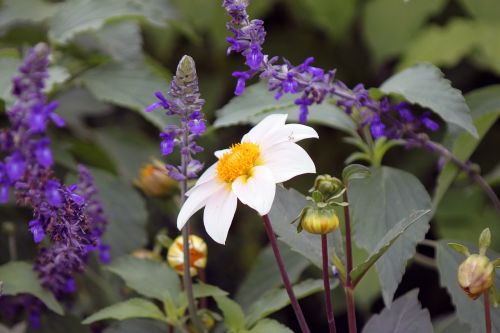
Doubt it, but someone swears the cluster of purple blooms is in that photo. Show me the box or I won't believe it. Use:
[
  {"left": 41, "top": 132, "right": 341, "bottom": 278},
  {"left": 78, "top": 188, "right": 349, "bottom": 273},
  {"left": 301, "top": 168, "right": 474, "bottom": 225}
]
[
  {"left": 222, "top": 0, "right": 439, "bottom": 138},
  {"left": 0, "top": 43, "right": 108, "bottom": 325},
  {"left": 146, "top": 55, "right": 206, "bottom": 181}
]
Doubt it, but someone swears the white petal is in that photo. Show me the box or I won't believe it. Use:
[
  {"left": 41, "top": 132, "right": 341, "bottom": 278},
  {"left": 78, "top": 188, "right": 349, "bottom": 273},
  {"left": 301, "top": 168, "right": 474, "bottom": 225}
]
[
  {"left": 261, "top": 142, "right": 316, "bottom": 183},
  {"left": 203, "top": 188, "right": 237, "bottom": 244},
  {"left": 192, "top": 163, "right": 217, "bottom": 188},
  {"left": 232, "top": 166, "right": 276, "bottom": 215},
  {"left": 242, "top": 114, "right": 288, "bottom": 144},
  {"left": 177, "top": 180, "right": 224, "bottom": 230},
  {"left": 214, "top": 149, "right": 230, "bottom": 159},
  {"left": 261, "top": 124, "right": 318, "bottom": 149}
]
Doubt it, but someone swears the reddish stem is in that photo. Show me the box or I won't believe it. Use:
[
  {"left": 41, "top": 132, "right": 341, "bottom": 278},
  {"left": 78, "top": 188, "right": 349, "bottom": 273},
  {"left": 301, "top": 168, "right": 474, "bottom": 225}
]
[
  {"left": 484, "top": 292, "right": 492, "bottom": 333},
  {"left": 343, "top": 191, "right": 357, "bottom": 333},
  {"left": 262, "top": 214, "right": 311, "bottom": 333},
  {"left": 321, "top": 234, "right": 337, "bottom": 333}
]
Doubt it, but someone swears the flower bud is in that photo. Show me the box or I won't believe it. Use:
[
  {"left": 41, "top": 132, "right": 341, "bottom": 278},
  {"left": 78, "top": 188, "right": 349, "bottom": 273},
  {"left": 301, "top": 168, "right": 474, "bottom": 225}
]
[
  {"left": 300, "top": 206, "right": 339, "bottom": 235},
  {"left": 167, "top": 235, "right": 207, "bottom": 276},
  {"left": 312, "top": 174, "right": 343, "bottom": 200},
  {"left": 134, "top": 159, "right": 176, "bottom": 197},
  {"left": 457, "top": 254, "right": 494, "bottom": 299},
  {"left": 188, "top": 312, "right": 215, "bottom": 333}
]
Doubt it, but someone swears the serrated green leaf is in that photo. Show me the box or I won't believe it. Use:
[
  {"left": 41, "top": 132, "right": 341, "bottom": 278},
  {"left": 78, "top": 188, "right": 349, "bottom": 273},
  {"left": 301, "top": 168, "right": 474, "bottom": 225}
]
[
  {"left": 235, "top": 243, "right": 309, "bottom": 310},
  {"left": 351, "top": 209, "right": 430, "bottom": 286},
  {"left": 245, "top": 279, "right": 328, "bottom": 326},
  {"left": 79, "top": 61, "right": 173, "bottom": 129},
  {"left": 214, "top": 82, "right": 355, "bottom": 133},
  {"left": 380, "top": 63, "right": 477, "bottom": 137},
  {"left": 433, "top": 85, "right": 500, "bottom": 207},
  {"left": 214, "top": 296, "right": 246, "bottom": 332},
  {"left": 107, "top": 256, "right": 180, "bottom": 302},
  {"left": 82, "top": 298, "right": 166, "bottom": 324},
  {"left": 0, "top": 261, "right": 63, "bottom": 315},
  {"left": 362, "top": 0, "right": 447, "bottom": 64},
  {"left": 49, "top": 0, "right": 174, "bottom": 44},
  {"left": 361, "top": 289, "right": 433, "bottom": 333},
  {"left": 249, "top": 319, "right": 293, "bottom": 333},
  {"left": 436, "top": 240, "right": 500, "bottom": 332},
  {"left": 349, "top": 167, "right": 431, "bottom": 306}
]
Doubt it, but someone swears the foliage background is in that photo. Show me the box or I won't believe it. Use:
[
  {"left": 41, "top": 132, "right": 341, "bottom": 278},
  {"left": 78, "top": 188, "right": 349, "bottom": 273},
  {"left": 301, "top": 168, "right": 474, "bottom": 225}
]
[{"left": 0, "top": 0, "right": 499, "bottom": 332}]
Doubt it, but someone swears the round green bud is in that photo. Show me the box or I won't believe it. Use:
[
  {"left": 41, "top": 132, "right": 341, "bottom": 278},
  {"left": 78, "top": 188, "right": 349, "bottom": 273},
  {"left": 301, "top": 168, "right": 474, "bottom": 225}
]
[
  {"left": 457, "top": 254, "right": 494, "bottom": 300},
  {"left": 312, "top": 175, "right": 343, "bottom": 200},
  {"left": 300, "top": 206, "right": 339, "bottom": 235}
]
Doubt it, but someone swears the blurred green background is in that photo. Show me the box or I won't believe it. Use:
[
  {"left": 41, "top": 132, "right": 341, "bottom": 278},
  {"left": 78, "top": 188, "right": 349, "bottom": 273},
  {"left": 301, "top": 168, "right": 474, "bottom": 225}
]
[{"left": 1, "top": 0, "right": 499, "bottom": 332}]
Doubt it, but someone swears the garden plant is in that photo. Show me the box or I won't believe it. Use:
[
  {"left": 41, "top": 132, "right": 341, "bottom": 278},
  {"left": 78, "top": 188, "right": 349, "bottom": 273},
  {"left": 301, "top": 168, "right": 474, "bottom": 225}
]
[{"left": 1, "top": 0, "right": 500, "bottom": 332}]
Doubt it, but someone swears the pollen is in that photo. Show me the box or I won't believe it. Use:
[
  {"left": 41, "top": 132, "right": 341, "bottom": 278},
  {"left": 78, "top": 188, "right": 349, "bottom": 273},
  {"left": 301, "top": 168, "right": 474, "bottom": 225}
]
[{"left": 216, "top": 142, "right": 261, "bottom": 183}]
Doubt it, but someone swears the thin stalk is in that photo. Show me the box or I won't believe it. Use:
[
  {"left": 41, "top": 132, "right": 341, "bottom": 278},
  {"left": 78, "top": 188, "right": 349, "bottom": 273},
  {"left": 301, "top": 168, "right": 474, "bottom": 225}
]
[
  {"left": 180, "top": 131, "right": 205, "bottom": 333},
  {"left": 413, "top": 253, "right": 437, "bottom": 269},
  {"left": 343, "top": 191, "right": 357, "bottom": 333},
  {"left": 321, "top": 234, "right": 337, "bottom": 333},
  {"left": 8, "top": 233, "right": 17, "bottom": 261},
  {"left": 262, "top": 215, "right": 311, "bottom": 333},
  {"left": 484, "top": 292, "right": 492, "bottom": 333}
]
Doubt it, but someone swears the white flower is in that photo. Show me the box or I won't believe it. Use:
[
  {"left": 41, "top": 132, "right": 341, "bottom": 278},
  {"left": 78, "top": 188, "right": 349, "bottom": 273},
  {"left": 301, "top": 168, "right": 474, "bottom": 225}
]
[{"left": 177, "top": 114, "right": 318, "bottom": 244}]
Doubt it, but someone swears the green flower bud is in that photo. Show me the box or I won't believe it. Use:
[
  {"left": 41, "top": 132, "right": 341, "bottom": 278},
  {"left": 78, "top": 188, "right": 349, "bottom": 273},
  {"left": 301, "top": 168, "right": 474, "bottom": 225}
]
[
  {"left": 458, "top": 254, "right": 494, "bottom": 300},
  {"left": 312, "top": 175, "right": 343, "bottom": 199},
  {"left": 300, "top": 206, "right": 339, "bottom": 235}
]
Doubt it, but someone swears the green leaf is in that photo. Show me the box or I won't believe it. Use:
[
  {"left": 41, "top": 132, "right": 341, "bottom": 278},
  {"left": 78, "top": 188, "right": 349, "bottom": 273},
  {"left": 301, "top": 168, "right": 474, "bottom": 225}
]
[
  {"left": 351, "top": 209, "right": 430, "bottom": 286},
  {"left": 79, "top": 61, "right": 172, "bottom": 129},
  {"left": 269, "top": 186, "right": 344, "bottom": 269},
  {"left": 293, "top": 0, "right": 356, "bottom": 40},
  {"left": 433, "top": 314, "right": 471, "bottom": 333},
  {"left": 458, "top": 0, "right": 500, "bottom": 22},
  {"left": 380, "top": 63, "right": 477, "bottom": 137},
  {"left": 107, "top": 256, "right": 180, "bottom": 302},
  {"left": 245, "top": 279, "right": 327, "bottom": 326},
  {"left": 362, "top": 0, "right": 447, "bottom": 64},
  {"left": 342, "top": 164, "right": 371, "bottom": 185},
  {"left": 447, "top": 243, "right": 471, "bottom": 257},
  {"left": 82, "top": 298, "right": 166, "bottom": 324},
  {"left": 361, "top": 289, "right": 433, "bottom": 333},
  {"left": 92, "top": 21, "right": 144, "bottom": 63},
  {"left": 0, "top": 261, "right": 63, "bottom": 315},
  {"left": 0, "top": 322, "right": 26, "bottom": 333},
  {"left": 103, "top": 319, "right": 167, "bottom": 333},
  {"left": 433, "top": 85, "right": 500, "bottom": 207},
  {"left": 89, "top": 169, "right": 148, "bottom": 257},
  {"left": 192, "top": 283, "right": 228, "bottom": 299},
  {"left": 48, "top": 0, "right": 174, "bottom": 44},
  {"left": 349, "top": 167, "right": 432, "bottom": 306},
  {"left": 235, "top": 243, "right": 309, "bottom": 311},
  {"left": 0, "top": 0, "right": 60, "bottom": 30},
  {"left": 399, "top": 19, "right": 478, "bottom": 70},
  {"left": 479, "top": 228, "right": 491, "bottom": 254},
  {"left": 214, "top": 82, "right": 355, "bottom": 133},
  {"left": 213, "top": 296, "right": 246, "bottom": 332},
  {"left": 36, "top": 314, "right": 92, "bottom": 333},
  {"left": 436, "top": 240, "right": 500, "bottom": 333},
  {"left": 249, "top": 319, "right": 293, "bottom": 333}
]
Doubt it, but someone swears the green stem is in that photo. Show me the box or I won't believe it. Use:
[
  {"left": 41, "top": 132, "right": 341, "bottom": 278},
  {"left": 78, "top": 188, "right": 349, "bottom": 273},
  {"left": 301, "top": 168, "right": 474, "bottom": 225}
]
[{"left": 343, "top": 191, "right": 357, "bottom": 333}]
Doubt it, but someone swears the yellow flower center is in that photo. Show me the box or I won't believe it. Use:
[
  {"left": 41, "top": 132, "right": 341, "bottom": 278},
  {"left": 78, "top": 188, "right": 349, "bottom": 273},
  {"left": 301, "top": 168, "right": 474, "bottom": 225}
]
[{"left": 216, "top": 142, "right": 261, "bottom": 183}]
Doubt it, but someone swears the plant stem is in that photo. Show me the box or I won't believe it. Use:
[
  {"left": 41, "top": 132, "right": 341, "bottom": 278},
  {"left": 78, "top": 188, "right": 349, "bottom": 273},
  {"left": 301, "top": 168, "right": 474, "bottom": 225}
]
[
  {"left": 413, "top": 253, "right": 437, "bottom": 269},
  {"left": 8, "top": 233, "right": 17, "bottom": 261},
  {"left": 180, "top": 131, "right": 205, "bottom": 333},
  {"left": 262, "top": 214, "right": 311, "bottom": 333},
  {"left": 321, "top": 234, "right": 337, "bottom": 333},
  {"left": 484, "top": 291, "right": 492, "bottom": 333},
  {"left": 342, "top": 191, "right": 357, "bottom": 333}
]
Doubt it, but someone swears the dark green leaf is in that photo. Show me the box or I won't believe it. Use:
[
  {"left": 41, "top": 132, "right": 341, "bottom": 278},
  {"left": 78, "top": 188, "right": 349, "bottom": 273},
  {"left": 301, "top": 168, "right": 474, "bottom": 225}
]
[
  {"left": 433, "top": 314, "right": 471, "bottom": 333},
  {"left": 107, "top": 256, "right": 180, "bottom": 302},
  {"left": 213, "top": 296, "right": 246, "bottom": 332},
  {"left": 249, "top": 319, "right": 293, "bottom": 333},
  {"left": 235, "top": 243, "right": 309, "bottom": 311},
  {"left": 458, "top": 0, "right": 500, "bottom": 22},
  {"left": 380, "top": 63, "right": 477, "bottom": 137},
  {"left": 0, "top": 322, "right": 26, "bottom": 333},
  {"left": 342, "top": 164, "right": 371, "bottom": 184},
  {"left": 82, "top": 298, "right": 166, "bottom": 324},
  {"left": 192, "top": 283, "right": 228, "bottom": 299},
  {"left": 245, "top": 279, "right": 327, "bottom": 326},
  {"left": 0, "top": 261, "right": 63, "bottom": 315},
  {"left": 361, "top": 289, "right": 433, "bottom": 333},
  {"left": 349, "top": 167, "right": 431, "bottom": 305},
  {"left": 103, "top": 319, "right": 167, "bottom": 333},
  {"left": 0, "top": 55, "right": 21, "bottom": 102},
  {"left": 351, "top": 209, "right": 430, "bottom": 286},
  {"left": 0, "top": 0, "right": 60, "bottom": 30}
]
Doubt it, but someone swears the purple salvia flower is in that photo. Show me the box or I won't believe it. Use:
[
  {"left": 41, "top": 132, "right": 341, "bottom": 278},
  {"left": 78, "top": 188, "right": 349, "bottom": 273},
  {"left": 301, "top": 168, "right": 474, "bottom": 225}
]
[
  {"left": 29, "top": 219, "right": 45, "bottom": 243},
  {"left": 222, "top": 1, "right": 440, "bottom": 136},
  {"left": 145, "top": 55, "right": 206, "bottom": 181}
]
